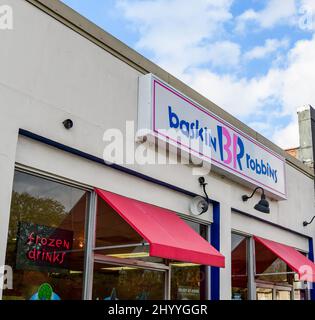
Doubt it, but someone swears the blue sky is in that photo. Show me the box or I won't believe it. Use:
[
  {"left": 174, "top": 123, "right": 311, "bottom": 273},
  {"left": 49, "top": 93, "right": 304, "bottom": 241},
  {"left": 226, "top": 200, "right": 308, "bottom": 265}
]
[{"left": 61, "top": 0, "right": 315, "bottom": 149}]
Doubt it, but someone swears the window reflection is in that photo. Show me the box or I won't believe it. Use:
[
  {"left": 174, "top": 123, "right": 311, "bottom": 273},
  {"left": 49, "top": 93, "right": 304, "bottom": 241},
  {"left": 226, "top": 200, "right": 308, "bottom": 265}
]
[
  {"left": 256, "top": 288, "right": 273, "bottom": 300},
  {"left": 95, "top": 195, "right": 164, "bottom": 264},
  {"left": 170, "top": 221, "right": 208, "bottom": 300},
  {"left": 255, "top": 241, "right": 293, "bottom": 284},
  {"left": 4, "top": 171, "right": 88, "bottom": 300},
  {"left": 95, "top": 196, "right": 143, "bottom": 248},
  {"left": 95, "top": 199, "right": 209, "bottom": 300},
  {"left": 276, "top": 290, "right": 291, "bottom": 300},
  {"left": 92, "top": 263, "right": 165, "bottom": 300},
  {"left": 231, "top": 233, "right": 248, "bottom": 300},
  {"left": 171, "top": 263, "right": 206, "bottom": 300},
  {"left": 254, "top": 240, "right": 307, "bottom": 300}
]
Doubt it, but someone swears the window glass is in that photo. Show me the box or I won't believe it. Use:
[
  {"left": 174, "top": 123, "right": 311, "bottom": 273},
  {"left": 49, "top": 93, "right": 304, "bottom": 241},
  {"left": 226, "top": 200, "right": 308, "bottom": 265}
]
[
  {"left": 294, "top": 289, "right": 307, "bottom": 300},
  {"left": 95, "top": 196, "right": 143, "bottom": 248},
  {"left": 254, "top": 240, "right": 309, "bottom": 300},
  {"left": 255, "top": 241, "right": 294, "bottom": 285},
  {"left": 95, "top": 196, "right": 164, "bottom": 264},
  {"left": 276, "top": 290, "right": 291, "bottom": 300},
  {"left": 3, "top": 171, "right": 88, "bottom": 300},
  {"left": 231, "top": 233, "right": 248, "bottom": 300},
  {"left": 170, "top": 221, "right": 208, "bottom": 300},
  {"left": 92, "top": 263, "right": 165, "bottom": 300},
  {"left": 170, "top": 262, "right": 206, "bottom": 300},
  {"left": 256, "top": 288, "right": 273, "bottom": 300},
  {"left": 94, "top": 246, "right": 163, "bottom": 264},
  {"left": 95, "top": 196, "right": 210, "bottom": 300}
]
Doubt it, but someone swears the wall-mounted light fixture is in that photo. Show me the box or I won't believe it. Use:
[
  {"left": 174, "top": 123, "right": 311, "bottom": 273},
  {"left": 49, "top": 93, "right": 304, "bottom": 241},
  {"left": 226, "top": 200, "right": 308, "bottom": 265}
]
[
  {"left": 189, "top": 177, "right": 209, "bottom": 216},
  {"left": 303, "top": 216, "right": 315, "bottom": 227},
  {"left": 198, "top": 177, "right": 209, "bottom": 203},
  {"left": 242, "top": 187, "right": 270, "bottom": 214}
]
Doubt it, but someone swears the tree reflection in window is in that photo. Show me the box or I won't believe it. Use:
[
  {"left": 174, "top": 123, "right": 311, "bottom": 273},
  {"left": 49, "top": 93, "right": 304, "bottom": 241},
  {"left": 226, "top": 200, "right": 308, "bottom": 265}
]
[{"left": 4, "top": 171, "right": 88, "bottom": 300}]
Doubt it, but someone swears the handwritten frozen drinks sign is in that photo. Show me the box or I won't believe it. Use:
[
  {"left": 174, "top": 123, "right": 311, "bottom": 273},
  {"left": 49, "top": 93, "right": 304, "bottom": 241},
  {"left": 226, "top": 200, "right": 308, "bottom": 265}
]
[
  {"left": 138, "top": 74, "right": 286, "bottom": 199},
  {"left": 16, "top": 222, "right": 73, "bottom": 272}
]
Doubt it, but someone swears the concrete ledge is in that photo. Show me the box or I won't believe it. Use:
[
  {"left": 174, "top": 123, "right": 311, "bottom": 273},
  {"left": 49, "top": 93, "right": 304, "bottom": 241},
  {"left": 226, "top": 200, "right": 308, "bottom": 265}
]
[{"left": 25, "top": 0, "right": 314, "bottom": 178}]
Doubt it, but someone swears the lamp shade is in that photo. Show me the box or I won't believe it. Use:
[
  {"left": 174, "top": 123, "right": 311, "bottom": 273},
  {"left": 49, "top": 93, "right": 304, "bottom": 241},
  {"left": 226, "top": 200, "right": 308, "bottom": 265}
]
[{"left": 254, "top": 197, "right": 270, "bottom": 214}]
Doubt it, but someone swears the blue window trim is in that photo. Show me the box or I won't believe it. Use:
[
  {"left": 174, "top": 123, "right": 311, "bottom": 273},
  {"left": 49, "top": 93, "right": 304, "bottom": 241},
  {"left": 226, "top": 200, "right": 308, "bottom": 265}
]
[{"left": 19, "top": 129, "right": 215, "bottom": 202}]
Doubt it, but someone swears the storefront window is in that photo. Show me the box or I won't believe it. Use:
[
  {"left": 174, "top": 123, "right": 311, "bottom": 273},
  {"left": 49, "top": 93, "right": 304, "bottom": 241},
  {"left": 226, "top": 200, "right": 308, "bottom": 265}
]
[
  {"left": 170, "top": 221, "right": 208, "bottom": 300},
  {"left": 95, "top": 196, "right": 163, "bottom": 264},
  {"left": 231, "top": 233, "right": 248, "bottom": 300},
  {"left": 255, "top": 240, "right": 294, "bottom": 285},
  {"left": 294, "top": 289, "right": 307, "bottom": 300},
  {"left": 256, "top": 288, "right": 273, "bottom": 300},
  {"left": 94, "top": 196, "right": 167, "bottom": 299},
  {"left": 3, "top": 171, "right": 88, "bottom": 300},
  {"left": 170, "top": 263, "right": 206, "bottom": 300},
  {"left": 92, "top": 263, "right": 165, "bottom": 300},
  {"left": 95, "top": 195, "right": 209, "bottom": 300},
  {"left": 276, "top": 290, "right": 291, "bottom": 300},
  {"left": 254, "top": 240, "right": 307, "bottom": 300}
]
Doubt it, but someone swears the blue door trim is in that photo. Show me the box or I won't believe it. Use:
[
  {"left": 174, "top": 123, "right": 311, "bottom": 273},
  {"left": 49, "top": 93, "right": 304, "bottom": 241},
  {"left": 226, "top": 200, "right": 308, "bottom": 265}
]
[
  {"left": 308, "top": 238, "right": 315, "bottom": 300},
  {"left": 211, "top": 201, "right": 220, "bottom": 300}
]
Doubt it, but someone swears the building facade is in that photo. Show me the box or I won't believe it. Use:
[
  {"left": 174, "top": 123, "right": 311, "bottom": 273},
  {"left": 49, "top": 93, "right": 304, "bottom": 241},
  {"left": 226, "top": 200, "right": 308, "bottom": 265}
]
[
  {"left": 286, "top": 105, "right": 315, "bottom": 171},
  {"left": 0, "top": 0, "right": 315, "bottom": 300}
]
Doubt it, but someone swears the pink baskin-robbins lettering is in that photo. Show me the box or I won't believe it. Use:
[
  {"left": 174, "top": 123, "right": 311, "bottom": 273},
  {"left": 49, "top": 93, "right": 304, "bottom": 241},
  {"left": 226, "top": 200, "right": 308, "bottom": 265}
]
[{"left": 168, "top": 106, "right": 278, "bottom": 183}]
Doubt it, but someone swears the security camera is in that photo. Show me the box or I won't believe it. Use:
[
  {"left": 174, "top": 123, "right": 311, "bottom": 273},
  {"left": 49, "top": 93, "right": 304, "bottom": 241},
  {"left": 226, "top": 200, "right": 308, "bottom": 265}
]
[
  {"left": 63, "top": 119, "right": 74, "bottom": 130},
  {"left": 190, "top": 196, "right": 209, "bottom": 216}
]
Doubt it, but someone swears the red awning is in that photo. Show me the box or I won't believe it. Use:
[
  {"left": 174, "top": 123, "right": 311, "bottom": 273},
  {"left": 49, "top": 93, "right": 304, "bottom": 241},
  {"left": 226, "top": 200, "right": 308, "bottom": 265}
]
[
  {"left": 95, "top": 188, "right": 225, "bottom": 268},
  {"left": 254, "top": 236, "right": 315, "bottom": 282}
]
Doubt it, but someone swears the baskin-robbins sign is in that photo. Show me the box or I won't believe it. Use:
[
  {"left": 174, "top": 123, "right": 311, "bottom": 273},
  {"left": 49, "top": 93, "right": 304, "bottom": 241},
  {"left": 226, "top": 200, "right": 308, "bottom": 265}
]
[{"left": 137, "top": 74, "right": 287, "bottom": 199}]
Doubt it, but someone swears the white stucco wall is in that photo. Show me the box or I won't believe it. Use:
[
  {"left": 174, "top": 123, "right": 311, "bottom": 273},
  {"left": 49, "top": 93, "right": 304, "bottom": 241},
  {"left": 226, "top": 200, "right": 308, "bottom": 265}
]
[{"left": 0, "top": 0, "right": 314, "bottom": 300}]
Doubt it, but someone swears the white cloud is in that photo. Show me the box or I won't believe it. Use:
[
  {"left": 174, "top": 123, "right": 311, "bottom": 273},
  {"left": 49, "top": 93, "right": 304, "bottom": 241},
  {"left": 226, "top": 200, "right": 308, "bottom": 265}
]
[
  {"left": 236, "top": 0, "right": 297, "bottom": 31},
  {"left": 278, "top": 34, "right": 315, "bottom": 115},
  {"left": 244, "top": 38, "right": 290, "bottom": 61},
  {"left": 300, "top": 0, "right": 315, "bottom": 11},
  {"left": 207, "top": 41, "right": 241, "bottom": 68},
  {"left": 117, "top": 0, "right": 236, "bottom": 74},
  {"left": 272, "top": 121, "right": 300, "bottom": 149},
  {"left": 185, "top": 67, "right": 282, "bottom": 117},
  {"left": 247, "top": 121, "right": 272, "bottom": 133},
  {"left": 235, "top": 9, "right": 258, "bottom": 33}
]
